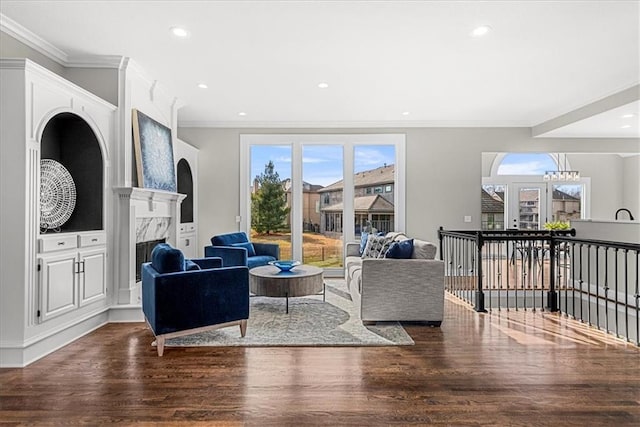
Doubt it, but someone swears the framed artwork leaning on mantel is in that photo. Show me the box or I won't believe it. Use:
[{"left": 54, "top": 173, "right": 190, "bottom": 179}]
[{"left": 132, "top": 109, "right": 177, "bottom": 192}]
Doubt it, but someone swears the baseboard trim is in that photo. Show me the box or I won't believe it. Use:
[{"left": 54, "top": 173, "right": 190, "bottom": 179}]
[{"left": 0, "top": 305, "right": 144, "bottom": 368}]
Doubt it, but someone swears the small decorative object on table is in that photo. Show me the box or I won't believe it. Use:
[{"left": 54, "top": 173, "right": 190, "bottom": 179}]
[{"left": 269, "top": 260, "right": 300, "bottom": 272}]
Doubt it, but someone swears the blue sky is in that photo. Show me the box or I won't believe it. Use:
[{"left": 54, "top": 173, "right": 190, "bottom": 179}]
[
  {"left": 251, "top": 145, "right": 396, "bottom": 187},
  {"left": 497, "top": 153, "right": 557, "bottom": 175}
]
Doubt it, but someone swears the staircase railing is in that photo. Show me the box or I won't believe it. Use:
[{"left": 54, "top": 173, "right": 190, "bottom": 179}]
[{"left": 438, "top": 227, "right": 640, "bottom": 345}]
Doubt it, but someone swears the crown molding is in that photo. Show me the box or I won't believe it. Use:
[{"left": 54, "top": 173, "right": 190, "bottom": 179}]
[
  {"left": 1, "top": 13, "right": 122, "bottom": 69},
  {"left": 177, "top": 119, "right": 533, "bottom": 129},
  {"left": 65, "top": 55, "right": 123, "bottom": 68},
  {"left": 0, "top": 13, "right": 68, "bottom": 64}
]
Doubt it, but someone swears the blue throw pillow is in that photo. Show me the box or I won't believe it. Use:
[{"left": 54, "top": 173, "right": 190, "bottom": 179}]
[
  {"left": 385, "top": 239, "right": 414, "bottom": 259},
  {"left": 231, "top": 242, "right": 256, "bottom": 257},
  {"left": 184, "top": 260, "right": 201, "bottom": 271},
  {"left": 151, "top": 243, "right": 185, "bottom": 273},
  {"left": 359, "top": 232, "right": 369, "bottom": 255}
]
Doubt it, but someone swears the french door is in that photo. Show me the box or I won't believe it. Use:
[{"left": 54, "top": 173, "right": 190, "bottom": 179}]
[{"left": 240, "top": 134, "right": 405, "bottom": 276}]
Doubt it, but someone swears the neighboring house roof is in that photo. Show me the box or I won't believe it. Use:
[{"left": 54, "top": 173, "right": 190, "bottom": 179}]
[
  {"left": 281, "top": 178, "right": 323, "bottom": 192},
  {"left": 519, "top": 189, "right": 540, "bottom": 202},
  {"left": 481, "top": 189, "right": 504, "bottom": 213},
  {"left": 321, "top": 194, "right": 394, "bottom": 213},
  {"left": 318, "top": 164, "right": 394, "bottom": 193},
  {"left": 553, "top": 189, "right": 580, "bottom": 201}
]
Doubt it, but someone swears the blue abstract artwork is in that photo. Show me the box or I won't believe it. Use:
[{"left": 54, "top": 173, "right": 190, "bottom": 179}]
[{"left": 132, "top": 109, "right": 176, "bottom": 192}]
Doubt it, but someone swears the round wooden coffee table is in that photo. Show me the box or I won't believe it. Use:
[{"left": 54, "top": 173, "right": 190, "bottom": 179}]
[{"left": 249, "top": 264, "right": 324, "bottom": 313}]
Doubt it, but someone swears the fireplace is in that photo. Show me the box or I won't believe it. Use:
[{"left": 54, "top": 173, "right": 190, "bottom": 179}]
[
  {"left": 115, "top": 187, "right": 185, "bottom": 304},
  {"left": 135, "top": 239, "right": 166, "bottom": 282}
]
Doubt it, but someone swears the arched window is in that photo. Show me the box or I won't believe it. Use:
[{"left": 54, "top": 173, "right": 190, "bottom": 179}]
[{"left": 496, "top": 153, "right": 557, "bottom": 175}]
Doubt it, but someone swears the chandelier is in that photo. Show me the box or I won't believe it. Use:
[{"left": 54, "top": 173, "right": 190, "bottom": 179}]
[{"left": 543, "top": 154, "right": 580, "bottom": 181}]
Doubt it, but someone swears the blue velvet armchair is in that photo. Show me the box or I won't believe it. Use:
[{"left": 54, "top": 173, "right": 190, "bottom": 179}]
[
  {"left": 142, "top": 243, "right": 249, "bottom": 356},
  {"left": 204, "top": 231, "right": 280, "bottom": 269}
]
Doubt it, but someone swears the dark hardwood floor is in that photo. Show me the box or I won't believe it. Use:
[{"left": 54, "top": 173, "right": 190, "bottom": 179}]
[{"left": 1, "top": 296, "right": 639, "bottom": 426}]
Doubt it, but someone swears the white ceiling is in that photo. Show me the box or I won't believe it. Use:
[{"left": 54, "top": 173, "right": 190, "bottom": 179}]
[{"left": 1, "top": 0, "right": 639, "bottom": 136}]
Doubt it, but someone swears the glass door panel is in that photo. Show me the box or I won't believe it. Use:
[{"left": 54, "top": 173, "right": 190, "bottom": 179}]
[
  {"left": 353, "top": 145, "right": 396, "bottom": 237},
  {"left": 481, "top": 184, "right": 506, "bottom": 230},
  {"left": 302, "top": 145, "right": 343, "bottom": 267},
  {"left": 510, "top": 184, "right": 547, "bottom": 230},
  {"left": 250, "top": 145, "right": 292, "bottom": 259}
]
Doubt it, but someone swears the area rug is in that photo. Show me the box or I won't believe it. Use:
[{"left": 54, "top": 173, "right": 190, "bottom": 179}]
[{"left": 164, "top": 279, "right": 414, "bottom": 347}]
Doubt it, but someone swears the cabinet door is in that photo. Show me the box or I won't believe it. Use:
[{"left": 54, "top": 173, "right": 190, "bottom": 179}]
[
  {"left": 79, "top": 247, "right": 107, "bottom": 306},
  {"left": 39, "top": 252, "right": 78, "bottom": 322}
]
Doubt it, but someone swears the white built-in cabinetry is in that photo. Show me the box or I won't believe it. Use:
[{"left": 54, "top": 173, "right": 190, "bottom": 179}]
[
  {"left": 0, "top": 59, "right": 115, "bottom": 367},
  {"left": 38, "top": 232, "right": 107, "bottom": 321},
  {"left": 175, "top": 139, "right": 199, "bottom": 258}
]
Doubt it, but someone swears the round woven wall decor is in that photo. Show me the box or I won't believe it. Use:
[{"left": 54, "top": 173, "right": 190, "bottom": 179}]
[{"left": 40, "top": 159, "right": 76, "bottom": 232}]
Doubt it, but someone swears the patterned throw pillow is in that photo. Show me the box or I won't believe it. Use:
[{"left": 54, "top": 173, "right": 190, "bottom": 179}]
[
  {"left": 362, "top": 234, "right": 395, "bottom": 259},
  {"left": 362, "top": 234, "right": 385, "bottom": 258}
]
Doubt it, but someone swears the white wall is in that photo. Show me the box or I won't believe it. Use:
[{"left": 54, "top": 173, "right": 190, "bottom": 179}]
[
  {"left": 178, "top": 127, "right": 639, "bottom": 251},
  {"left": 623, "top": 155, "right": 640, "bottom": 218}
]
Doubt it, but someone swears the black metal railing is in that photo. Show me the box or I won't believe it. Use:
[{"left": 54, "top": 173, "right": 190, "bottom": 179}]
[{"left": 438, "top": 227, "right": 640, "bottom": 345}]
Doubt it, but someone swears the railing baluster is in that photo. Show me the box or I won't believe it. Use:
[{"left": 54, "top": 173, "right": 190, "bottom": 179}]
[
  {"left": 615, "top": 248, "right": 619, "bottom": 338},
  {"left": 595, "top": 247, "right": 600, "bottom": 330},
  {"left": 437, "top": 228, "right": 638, "bottom": 345},
  {"left": 624, "top": 249, "right": 629, "bottom": 342}
]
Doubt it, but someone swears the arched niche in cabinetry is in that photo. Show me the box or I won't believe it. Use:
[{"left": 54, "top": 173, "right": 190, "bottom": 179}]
[
  {"left": 40, "top": 112, "right": 104, "bottom": 232},
  {"left": 177, "top": 158, "right": 194, "bottom": 224}
]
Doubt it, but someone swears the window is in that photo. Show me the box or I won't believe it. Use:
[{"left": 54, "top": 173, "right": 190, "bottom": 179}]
[
  {"left": 385, "top": 185, "right": 392, "bottom": 192},
  {"left": 241, "top": 134, "right": 405, "bottom": 275}
]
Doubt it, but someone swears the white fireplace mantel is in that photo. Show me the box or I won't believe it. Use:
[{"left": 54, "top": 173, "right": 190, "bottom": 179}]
[{"left": 113, "top": 187, "right": 186, "bottom": 304}]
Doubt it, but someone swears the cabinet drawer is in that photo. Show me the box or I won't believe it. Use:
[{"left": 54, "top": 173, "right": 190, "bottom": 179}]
[
  {"left": 79, "top": 232, "right": 106, "bottom": 247},
  {"left": 39, "top": 234, "right": 78, "bottom": 253}
]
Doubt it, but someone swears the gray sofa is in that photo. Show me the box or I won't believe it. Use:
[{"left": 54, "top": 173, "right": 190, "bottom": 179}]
[{"left": 344, "top": 233, "right": 444, "bottom": 325}]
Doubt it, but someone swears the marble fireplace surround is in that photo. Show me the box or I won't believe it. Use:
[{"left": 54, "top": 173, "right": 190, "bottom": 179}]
[{"left": 115, "top": 187, "right": 186, "bottom": 304}]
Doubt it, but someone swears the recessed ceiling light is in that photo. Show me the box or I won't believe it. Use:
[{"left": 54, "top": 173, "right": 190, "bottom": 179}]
[
  {"left": 621, "top": 124, "right": 632, "bottom": 129},
  {"left": 402, "top": 111, "right": 410, "bottom": 116},
  {"left": 238, "top": 112, "right": 247, "bottom": 116},
  {"left": 318, "top": 82, "right": 329, "bottom": 89},
  {"left": 171, "top": 26, "right": 189, "bottom": 38},
  {"left": 197, "top": 83, "right": 208, "bottom": 89},
  {"left": 470, "top": 25, "right": 492, "bottom": 37},
  {"left": 622, "top": 114, "right": 635, "bottom": 118}
]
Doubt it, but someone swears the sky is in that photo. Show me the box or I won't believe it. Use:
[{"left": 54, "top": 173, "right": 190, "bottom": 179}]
[
  {"left": 496, "top": 153, "right": 557, "bottom": 175},
  {"left": 251, "top": 144, "right": 396, "bottom": 187}
]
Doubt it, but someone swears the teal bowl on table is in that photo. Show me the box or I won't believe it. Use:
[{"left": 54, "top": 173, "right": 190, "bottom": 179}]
[{"left": 269, "top": 260, "right": 301, "bottom": 272}]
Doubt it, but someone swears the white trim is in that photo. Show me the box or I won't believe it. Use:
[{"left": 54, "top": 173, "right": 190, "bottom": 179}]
[
  {"left": 65, "top": 55, "right": 123, "bottom": 68},
  {"left": 0, "top": 13, "right": 68, "bottom": 64},
  {"left": 1, "top": 14, "right": 123, "bottom": 69}
]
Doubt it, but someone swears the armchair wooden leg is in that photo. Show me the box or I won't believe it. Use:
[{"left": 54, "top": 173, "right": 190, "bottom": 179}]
[
  {"left": 156, "top": 336, "right": 165, "bottom": 357},
  {"left": 240, "top": 319, "right": 247, "bottom": 337}
]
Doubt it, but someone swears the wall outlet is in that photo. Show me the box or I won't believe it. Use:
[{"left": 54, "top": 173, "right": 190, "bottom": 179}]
[
  {"left": 464, "top": 215, "right": 472, "bottom": 223},
  {"left": 235, "top": 215, "right": 241, "bottom": 223}
]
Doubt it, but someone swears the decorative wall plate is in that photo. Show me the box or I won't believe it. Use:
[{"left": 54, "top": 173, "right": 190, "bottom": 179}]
[{"left": 40, "top": 159, "right": 76, "bottom": 232}]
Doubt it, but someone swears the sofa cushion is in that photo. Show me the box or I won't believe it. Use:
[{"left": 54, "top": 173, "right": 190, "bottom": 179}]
[
  {"left": 151, "top": 243, "right": 185, "bottom": 273},
  {"left": 211, "top": 232, "right": 249, "bottom": 246},
  {"left": 231, "top": 241, "right": 256, "bottom": 257},
  {"left": 184, "top": 260, "right": 201, "bottom": 271},
  {"left": 247, "top": 255, "right": 276, "bottom": 269},
  {"left": 412, "top": 239, "right": 437, "bottom": 259},
  {"left": 386, "top": 239, "right": 414, "bottom": 259}
]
